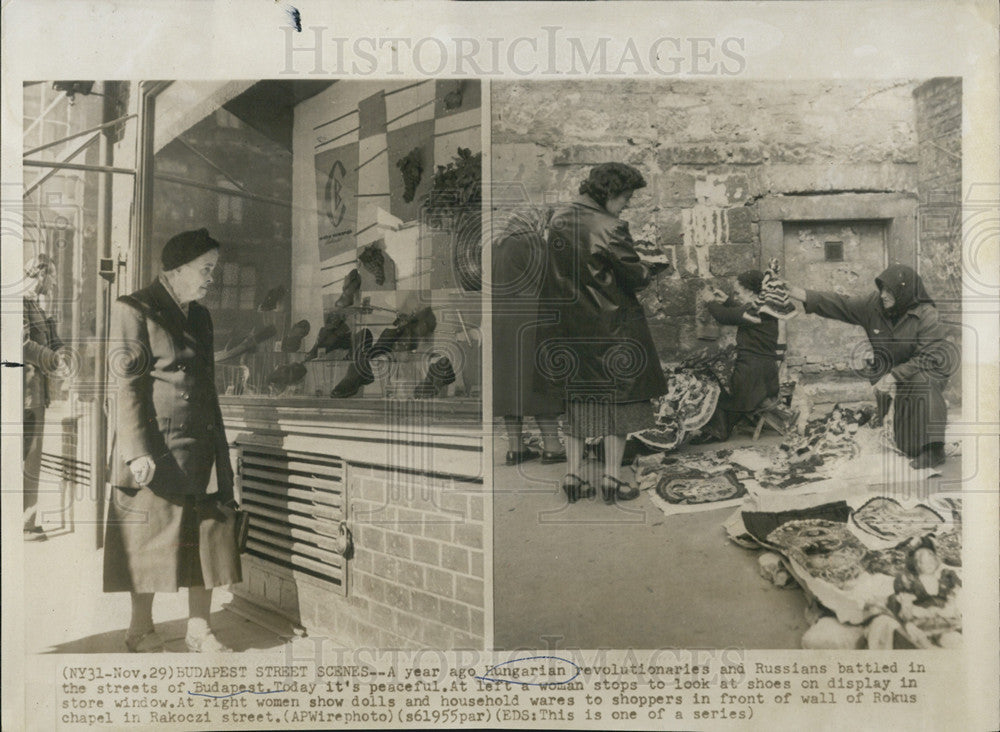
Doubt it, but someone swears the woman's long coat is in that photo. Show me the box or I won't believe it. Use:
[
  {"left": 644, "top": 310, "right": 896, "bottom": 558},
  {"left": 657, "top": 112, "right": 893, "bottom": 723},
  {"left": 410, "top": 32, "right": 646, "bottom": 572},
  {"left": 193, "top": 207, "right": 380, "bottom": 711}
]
[
  {"left": 492, "top": 211, "right": 564, "bottom": 417},
  {"left": 103, "top": 277, "right": 240, "bottom": 593},
  {"left": 804, "top": 266, "right": 956, "bottom": 456},
  {"left": 537, "top": 195, "right": 667, "bottom": 403},
  {"left": 109, "top": 277, "right": 234, "bottom": 499}
]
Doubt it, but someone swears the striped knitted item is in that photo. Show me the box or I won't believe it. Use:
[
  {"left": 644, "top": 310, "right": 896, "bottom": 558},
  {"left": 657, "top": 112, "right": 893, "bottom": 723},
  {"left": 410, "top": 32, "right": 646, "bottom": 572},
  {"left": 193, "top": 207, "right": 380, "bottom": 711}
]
[{"left": 754, "top": 257, "right": 798, "bottom": 319}]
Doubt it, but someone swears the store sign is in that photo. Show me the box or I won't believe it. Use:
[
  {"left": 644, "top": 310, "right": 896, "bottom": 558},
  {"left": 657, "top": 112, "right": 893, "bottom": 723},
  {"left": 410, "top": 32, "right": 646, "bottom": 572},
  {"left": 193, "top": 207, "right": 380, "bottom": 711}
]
[{"left": 315, "top": 142, "right": 359, "bottom": 261}]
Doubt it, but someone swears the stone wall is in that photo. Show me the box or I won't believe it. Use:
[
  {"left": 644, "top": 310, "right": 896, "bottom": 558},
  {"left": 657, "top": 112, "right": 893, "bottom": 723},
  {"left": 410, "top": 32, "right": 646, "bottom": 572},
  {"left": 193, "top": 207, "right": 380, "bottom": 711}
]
[
  {"left": 914, "top": 78, "right": 962, "bottom": 403},
  {"left": 492, "top": 79, "right": 965, "bottom": 406}
]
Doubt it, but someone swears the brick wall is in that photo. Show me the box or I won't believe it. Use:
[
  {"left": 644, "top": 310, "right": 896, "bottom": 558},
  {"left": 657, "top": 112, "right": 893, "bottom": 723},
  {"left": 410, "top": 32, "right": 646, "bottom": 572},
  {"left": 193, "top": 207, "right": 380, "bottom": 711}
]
[
  {"left": 344, "top": 466, "right": 485, "bottom": 648},
  {"left": 241, "top": 463, "right": 486, "bottom": 650},
  {"left": 914, "top": 78, "right": 962, "bottom": 403}
]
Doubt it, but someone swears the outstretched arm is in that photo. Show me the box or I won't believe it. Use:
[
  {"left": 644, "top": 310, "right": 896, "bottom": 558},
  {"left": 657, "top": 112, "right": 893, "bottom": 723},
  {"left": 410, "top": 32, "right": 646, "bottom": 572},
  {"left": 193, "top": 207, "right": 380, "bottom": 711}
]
[
  {"left": 706, "top": 299, "right": 748, "bottom": 326},
  {"left": 786, "top": 283, "right": 872, "bottom": 327}
]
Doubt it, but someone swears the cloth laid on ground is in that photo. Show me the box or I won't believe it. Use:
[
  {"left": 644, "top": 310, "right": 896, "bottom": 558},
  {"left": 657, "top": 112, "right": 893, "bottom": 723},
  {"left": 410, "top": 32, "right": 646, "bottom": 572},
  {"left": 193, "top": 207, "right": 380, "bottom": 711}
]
[
  {"left": 741, "top": 500, "right": 852, "bottom": 544},
  {"left": 637, "top": 400, "right": 943, "bottom": 520},
  {"left": 640, "top": 450, "right": 754, "bottom": 515},
  {"left": 764, "top": 519, "right": 869, "bottom": 589},
  {"left": 654, "top": 469, "right": 746, "bottom": 505},
  {"left": 851, "top": 496, "right": 945, "bottom": 542},
  {"left": 725, "top": 484, "right": 963, "bottom": 631}
]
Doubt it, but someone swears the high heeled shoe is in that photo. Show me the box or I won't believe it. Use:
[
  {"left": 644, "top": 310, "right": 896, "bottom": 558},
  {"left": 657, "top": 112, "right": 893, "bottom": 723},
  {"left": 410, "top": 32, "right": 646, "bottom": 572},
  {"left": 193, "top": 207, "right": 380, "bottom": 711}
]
[
  {"left": 125, "top": 629, "right": 164, "bottom": 653},
  {"left": 561, "top": 473, "right": 591, "bottom": 504},
  {"left": 600, "top": 475, "right": 640, "bottom": 504}
]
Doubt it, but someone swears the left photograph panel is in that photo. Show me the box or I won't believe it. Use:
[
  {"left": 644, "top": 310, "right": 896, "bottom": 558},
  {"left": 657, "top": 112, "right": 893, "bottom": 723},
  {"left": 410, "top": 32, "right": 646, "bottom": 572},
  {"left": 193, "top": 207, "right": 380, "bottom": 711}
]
[{"left": 18, "top": 79, "right": 486, "bottom": 653}]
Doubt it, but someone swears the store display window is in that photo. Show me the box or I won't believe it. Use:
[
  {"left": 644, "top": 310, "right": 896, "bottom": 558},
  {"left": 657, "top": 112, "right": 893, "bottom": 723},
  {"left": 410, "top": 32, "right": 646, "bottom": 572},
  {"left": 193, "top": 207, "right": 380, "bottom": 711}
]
[{"left": 143, "top": 80, "right": 483, "bottom": 402}]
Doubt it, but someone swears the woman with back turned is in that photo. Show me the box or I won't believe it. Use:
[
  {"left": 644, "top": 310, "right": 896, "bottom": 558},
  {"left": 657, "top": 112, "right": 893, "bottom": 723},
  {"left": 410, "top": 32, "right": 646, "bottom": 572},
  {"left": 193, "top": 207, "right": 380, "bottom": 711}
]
[{"left": 539, "top": 163, "right": 669, "bottom": 504}]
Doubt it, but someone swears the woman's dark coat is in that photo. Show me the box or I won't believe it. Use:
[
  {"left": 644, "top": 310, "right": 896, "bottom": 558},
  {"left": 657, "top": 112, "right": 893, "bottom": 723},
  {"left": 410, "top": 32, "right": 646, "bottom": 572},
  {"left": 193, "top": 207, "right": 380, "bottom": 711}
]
[
  {"left": 104, "top": 277, "right": 240, "bottom": 593},
  {"left": 707, "top": 298, "right": 781, "bottom": 415},
  {"left": 109, "top": 277, "right": 234, "bottom": 500},
  {"left": 537, "top": 195, "right": 667, "bottom": 403},
  {"left": 492, "top": 210, "right": 564, "bottom": 416},
  {"left": 804, "top": 265, "right": 956, "bottom": 456}
]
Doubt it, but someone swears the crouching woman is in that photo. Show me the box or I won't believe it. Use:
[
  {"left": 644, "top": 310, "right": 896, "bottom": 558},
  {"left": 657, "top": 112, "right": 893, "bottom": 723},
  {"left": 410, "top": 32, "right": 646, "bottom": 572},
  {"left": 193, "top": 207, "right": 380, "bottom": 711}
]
[{"left": 787, "top": 264, "right": 957, "bottom": 469}]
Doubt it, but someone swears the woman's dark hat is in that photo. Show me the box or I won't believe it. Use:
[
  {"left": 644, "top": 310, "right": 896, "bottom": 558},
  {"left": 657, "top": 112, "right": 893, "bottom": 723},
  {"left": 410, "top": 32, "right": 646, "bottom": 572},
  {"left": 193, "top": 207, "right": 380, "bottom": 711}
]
[
  {"left": 737, "top": 269, "right": 764, "bottom": 294},
  {"left": 161, "top": 228, "right": 220, "bottom": 271}
]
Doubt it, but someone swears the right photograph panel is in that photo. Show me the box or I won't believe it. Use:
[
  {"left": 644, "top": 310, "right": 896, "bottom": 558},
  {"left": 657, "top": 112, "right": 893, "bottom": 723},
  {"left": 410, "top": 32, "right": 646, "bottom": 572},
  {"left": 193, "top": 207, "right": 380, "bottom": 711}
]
[{"left": 490, "top": 79, "right": 964, "bottom": 651}]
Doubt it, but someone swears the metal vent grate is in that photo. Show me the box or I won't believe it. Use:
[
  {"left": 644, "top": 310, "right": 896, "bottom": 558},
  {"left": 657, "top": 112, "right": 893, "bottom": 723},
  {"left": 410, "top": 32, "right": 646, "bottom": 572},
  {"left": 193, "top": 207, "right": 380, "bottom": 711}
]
[{"left": 237, "top": 444, "right": 348, "bottom": 592}]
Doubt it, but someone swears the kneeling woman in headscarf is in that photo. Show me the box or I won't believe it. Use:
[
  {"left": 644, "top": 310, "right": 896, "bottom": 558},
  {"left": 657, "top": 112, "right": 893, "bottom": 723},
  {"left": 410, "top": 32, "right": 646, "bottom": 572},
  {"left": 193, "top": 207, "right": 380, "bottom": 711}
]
[{"left": 787, "top": 264, "right": 956, "bottom": 469}]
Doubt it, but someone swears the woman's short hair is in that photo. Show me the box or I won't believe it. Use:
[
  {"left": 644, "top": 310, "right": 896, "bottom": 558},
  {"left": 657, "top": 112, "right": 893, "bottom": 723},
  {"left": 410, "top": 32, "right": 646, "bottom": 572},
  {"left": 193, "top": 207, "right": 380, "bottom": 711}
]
[
  {"left": 579, "top": 163, "right": 647, "bottom": 207},
  {"left": 737, "top": 269, "right": 764, "bottom": 295}
]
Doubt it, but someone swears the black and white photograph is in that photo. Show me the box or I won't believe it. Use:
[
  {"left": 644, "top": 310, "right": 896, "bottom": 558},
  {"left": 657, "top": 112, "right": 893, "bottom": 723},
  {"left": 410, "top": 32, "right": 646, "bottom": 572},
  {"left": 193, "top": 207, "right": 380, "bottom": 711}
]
[
  {"left": 491, "top": 78, "right": 967, "bottom": 651},
  {"left": 16, "top": 78, "right": 486, "bottom": 654},
  {"left": 3, "top": 2, "right": 999, "bottom": 731}
]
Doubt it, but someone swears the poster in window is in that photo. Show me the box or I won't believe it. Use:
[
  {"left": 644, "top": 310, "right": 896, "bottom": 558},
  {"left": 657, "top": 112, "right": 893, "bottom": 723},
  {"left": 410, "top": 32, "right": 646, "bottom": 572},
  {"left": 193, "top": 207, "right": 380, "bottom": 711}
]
[{"left": 315, "top": 140, "right": 359, "bottom": 262}]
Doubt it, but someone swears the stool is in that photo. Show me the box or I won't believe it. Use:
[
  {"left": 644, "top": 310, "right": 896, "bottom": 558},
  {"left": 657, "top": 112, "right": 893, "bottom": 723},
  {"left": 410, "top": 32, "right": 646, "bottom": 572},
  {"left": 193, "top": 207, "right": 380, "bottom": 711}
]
[{"left": 752, "top": 409, "right": 790, "bottom": 440}]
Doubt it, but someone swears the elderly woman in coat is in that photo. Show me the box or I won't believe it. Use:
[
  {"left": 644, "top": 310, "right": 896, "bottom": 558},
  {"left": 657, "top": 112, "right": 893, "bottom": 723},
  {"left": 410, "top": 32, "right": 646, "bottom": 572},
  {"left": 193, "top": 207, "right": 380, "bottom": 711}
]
[
  {"left": 103, "top": 229, "right": 241, "bottom": 653},
  {"left": 538, "top": 163, "right": 669, "bottom": 504},
  {"left": 787, "top": 264, "right": 956, "bottom": 469}
]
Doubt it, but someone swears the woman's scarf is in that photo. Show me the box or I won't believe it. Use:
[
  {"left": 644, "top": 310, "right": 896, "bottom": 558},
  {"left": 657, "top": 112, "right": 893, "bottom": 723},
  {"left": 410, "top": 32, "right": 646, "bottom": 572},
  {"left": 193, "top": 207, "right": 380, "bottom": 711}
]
[{"left": 875, "top": 264, "right": 935, "bottom": 320}]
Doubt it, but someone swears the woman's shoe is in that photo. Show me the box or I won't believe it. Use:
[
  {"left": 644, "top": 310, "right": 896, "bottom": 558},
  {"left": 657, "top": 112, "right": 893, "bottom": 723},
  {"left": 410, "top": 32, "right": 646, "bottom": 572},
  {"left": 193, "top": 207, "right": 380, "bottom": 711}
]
[
  {"left": 185, "top": 630, "right": 232, "bottom": 653},
  {"left": 540, "top": 449, "right": 567, "bottom": 464},
  {"left": 125, "top": 629, "right": 164, "bottom": 653},
  {"left": 600, "top": 475, "right": 640, "bottom": 504},
  {"left": 505, "top": 448, "right": 539, "bottom": 466},
  {"left": 910, "top": 443, "right": 946, "bottom": 470},
  {"left": 561, "top": 473, "right": 590, "bottom": 504},
  {"left": 23, "top": 526, "right": 47, "bottom": 542}
]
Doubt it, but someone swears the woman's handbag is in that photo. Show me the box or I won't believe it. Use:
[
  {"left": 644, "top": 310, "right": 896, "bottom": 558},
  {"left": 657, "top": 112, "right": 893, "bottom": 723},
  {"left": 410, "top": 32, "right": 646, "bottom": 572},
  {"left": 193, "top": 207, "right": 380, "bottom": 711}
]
[
  {"left": 223, "top": 500, "right": 251, "bottom": 552},
  {"left": 235, "top": 506, "right": 251, "bottom": 553}
]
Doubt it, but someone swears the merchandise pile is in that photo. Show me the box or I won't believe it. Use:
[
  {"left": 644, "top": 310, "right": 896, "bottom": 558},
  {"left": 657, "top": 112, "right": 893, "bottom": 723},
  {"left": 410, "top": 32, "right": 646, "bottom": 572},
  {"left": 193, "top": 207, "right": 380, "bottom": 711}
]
[
  {"left": 727, "top": 491, "right": 962, "bottom": 650},
  {"left": 630, "top": 346, "right": 736, "bottom": 450}
]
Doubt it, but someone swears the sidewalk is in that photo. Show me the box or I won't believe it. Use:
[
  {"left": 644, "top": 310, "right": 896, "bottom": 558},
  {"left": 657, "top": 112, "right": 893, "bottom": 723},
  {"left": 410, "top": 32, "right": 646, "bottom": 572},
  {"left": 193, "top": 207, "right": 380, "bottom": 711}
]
[
  {"left": 25, "top": 511, "right": 289, "bottom": 655},
  {"left": 493, "top": 421, "right": 964, "bottom": 651}
]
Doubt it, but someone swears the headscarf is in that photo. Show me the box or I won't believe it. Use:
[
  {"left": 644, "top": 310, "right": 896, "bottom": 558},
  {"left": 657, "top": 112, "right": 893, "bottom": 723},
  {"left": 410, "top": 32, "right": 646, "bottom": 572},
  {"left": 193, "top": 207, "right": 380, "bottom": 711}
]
[{"left": 875, "top": 264, "right": 935, "bottom": 319}]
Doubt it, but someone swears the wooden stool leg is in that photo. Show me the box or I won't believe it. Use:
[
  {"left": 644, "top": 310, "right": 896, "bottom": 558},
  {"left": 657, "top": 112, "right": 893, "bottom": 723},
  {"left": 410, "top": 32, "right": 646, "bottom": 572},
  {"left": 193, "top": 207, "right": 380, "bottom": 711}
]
[
  {"left": 766, "top": 413, "right": 786, "bottom": 436},
  {"left": 753, "top": 414, "right": 766, "bottom": 440}
]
